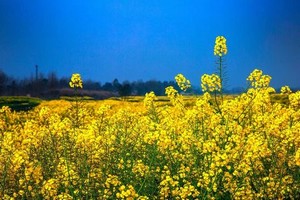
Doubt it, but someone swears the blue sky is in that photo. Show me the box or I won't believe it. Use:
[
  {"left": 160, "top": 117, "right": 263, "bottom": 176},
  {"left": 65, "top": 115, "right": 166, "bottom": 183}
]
[{"left": 0, "top": 0, "right": 300, "bottom": 89}]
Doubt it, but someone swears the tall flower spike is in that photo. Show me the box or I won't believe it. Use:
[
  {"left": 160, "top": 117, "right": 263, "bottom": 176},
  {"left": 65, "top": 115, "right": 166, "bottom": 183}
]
[
  {"left": 214, "top": 36, "right": 227, "bottom": 57},
  {"left": 69, "top": 73, "right": 83, "bottom": 89}
]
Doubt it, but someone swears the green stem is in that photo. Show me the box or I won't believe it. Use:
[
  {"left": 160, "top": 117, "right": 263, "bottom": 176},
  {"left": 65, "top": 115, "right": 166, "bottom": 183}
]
[
  {"left": 219, "top": 56, "right": 223, "bottom": 102},
  {"left": 75, "top": 88, "right": 79, "bottom": 128},
  {"left": 63, "top": 135, "right": 74, "bottom": 197},
  {"left": 214, "top": 90, "right": 222, "bottom": 115},
  {"left": 1, "top": 154, "right": 11, "bottom": 196}
]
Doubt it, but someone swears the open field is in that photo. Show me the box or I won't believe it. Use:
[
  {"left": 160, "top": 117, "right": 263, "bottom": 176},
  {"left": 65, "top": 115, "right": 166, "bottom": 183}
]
[
  {"left": 0, "top": 96, "right": 42, "bottom": 112},
  {"left": 0, "top": 93, "right": 288, "bottom": 111},
  {"left": 0, "top": 87, "right": 300, "bottom": 199}
]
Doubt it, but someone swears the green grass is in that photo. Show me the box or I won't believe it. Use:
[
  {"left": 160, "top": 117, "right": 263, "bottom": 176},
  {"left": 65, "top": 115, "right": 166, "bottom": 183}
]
[
  {"left": 0, "top": 96, "right": 42, "bottom": 111},
  {"left": 60, "top": 96, "right": 95, "bottom": 101},
  {"left": 108, "top": 95, "right": 198, "bottom": 102}
]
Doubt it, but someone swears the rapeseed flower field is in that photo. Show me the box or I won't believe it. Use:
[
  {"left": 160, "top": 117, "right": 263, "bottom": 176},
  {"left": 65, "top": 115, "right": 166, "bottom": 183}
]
[
  {"left": 1, "top": 37, "right": 300, "bottom": 199},
  {"left": 1, "top": 72, "right": 300, "bottom": 199}
]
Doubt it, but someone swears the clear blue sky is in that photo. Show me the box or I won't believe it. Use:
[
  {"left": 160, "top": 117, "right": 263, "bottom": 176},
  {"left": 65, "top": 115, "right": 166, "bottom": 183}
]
[{"left": 0, "top": 0, "right": 300, "bottom": 89}]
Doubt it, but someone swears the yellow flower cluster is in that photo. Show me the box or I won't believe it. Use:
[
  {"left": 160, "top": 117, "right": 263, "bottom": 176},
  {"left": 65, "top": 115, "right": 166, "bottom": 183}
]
[
  {"left": 144, "top": 91, "right": 157, "bottom": 109},
  {"left": 289, "top": 91, "right": 300, "bottom": 109},
  {"left": 201, "top": 73, "right": 221, "bottom": 92},
  {"left": 296, "top": 149, "right": 300, "bottom": 166},
  {"left": 116, "top": 184, "right": 138, "bottom": 199},
  {"left": 1, "top": 70, "right": 300, "bottom": 199},
  {"left": 165, "top": 85, "right": 178, "bottom": 97},
  {"left": 281, "top": 85, "right": 292, "bottom": 94},
  {"left": 132, "top": 160, "right": 149, "bottom": 178},
  {"left": 175, "top": 73, "right": 191, "bottom": 92},
  {"left": 247, "top": 69, "right": 272, "bottom": 88},
  {"left": 165, "top": 86, "right": 184, "bottom": 107},
  {"left": 214, "top": 36, "right": 227, "bottom": 56},
  {"left": 69, "top": 73, "right": 83, "bottom": 88},
  {"left": 41, "top": 179, "right": 59, "bottom": 198}
]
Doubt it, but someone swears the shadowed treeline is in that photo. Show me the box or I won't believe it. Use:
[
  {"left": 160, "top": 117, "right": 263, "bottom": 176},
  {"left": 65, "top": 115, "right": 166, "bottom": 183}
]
[{"left": 0, "top": 69, "right": 184, "bottom": 99}]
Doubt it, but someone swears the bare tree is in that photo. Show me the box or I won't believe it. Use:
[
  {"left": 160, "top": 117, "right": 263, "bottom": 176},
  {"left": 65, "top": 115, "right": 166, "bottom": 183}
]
[{"left": 0, "top": 70, "right": 8, "bottom": 95}]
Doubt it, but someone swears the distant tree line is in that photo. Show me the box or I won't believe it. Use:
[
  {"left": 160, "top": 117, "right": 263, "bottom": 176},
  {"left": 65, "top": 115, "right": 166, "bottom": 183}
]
[{"left": 0, "top": 69, "right": 185, "bottom": 99}]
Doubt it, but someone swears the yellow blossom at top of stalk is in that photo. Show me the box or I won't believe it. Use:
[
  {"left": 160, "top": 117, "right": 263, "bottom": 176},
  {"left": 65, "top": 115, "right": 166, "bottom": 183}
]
[
  {"left": 165, "top": 86, "right": 179, "bottom": 98},
  {"left": 247, "top": 69, "right": 271, "bottom": 88},
  {"left": 280, "top": 86, "right": 292, "bottom": 94},
  {"left": 144, "top": 91, "right": 157, "bottom": 109},
  {"left": 214, "top": 36, "right": 227, "bottom": 56},
  {"left": 175, "top": 74, "right": 191, "bottom": 92},
  {"left": 69, "top": 73, "right": 83, "bottom": 89}
]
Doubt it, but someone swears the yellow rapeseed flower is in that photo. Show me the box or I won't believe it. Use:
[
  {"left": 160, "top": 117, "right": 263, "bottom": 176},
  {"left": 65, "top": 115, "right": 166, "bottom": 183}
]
[
  {"left": 175, "top": 73, "right": 191, "bottom": 92},
  {"left": 295, "top": 149, "right": 300, "bottom": 166},
  {"left": 247, "top": 69, "right": 272, "bottom": 88},
  {"left": 280, "top": 85, "right": 292, "bottom": 94},
  {"left": 214, "top": 36, "right": 227, "bottom": 56},
  {"left": 289, "top": 91, "right": 300, "bottom": 109},
  {"left": 144, "top": 91, "right": 157, "bottom": 108},
  {"left": 69, "top": 73, "right": 83, "bottom": 88},
  {"left": 201, "top": 73, "right": 221, "bottom": 92}
]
